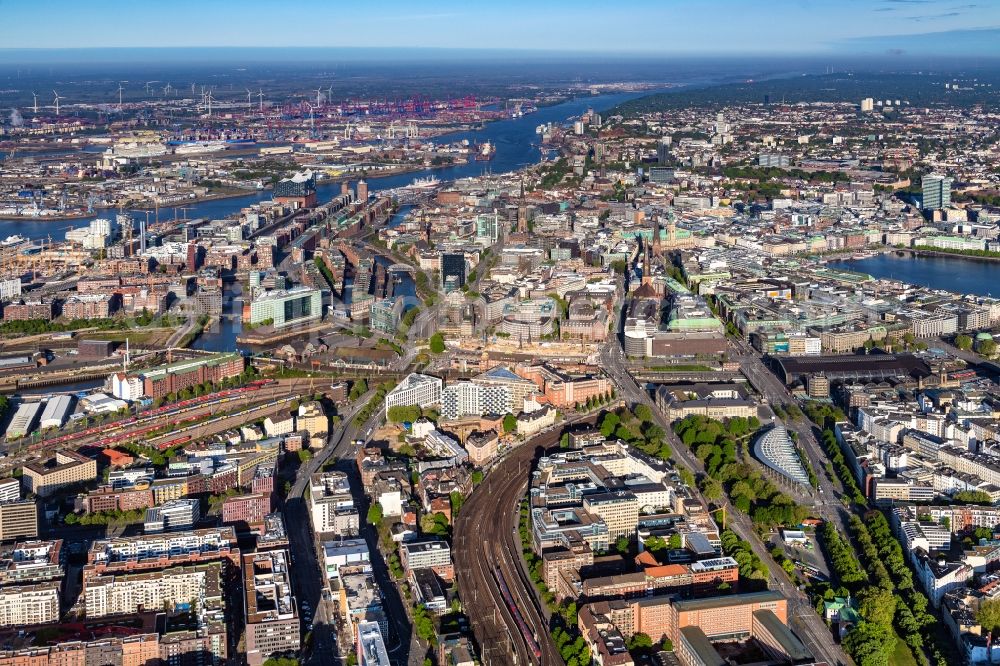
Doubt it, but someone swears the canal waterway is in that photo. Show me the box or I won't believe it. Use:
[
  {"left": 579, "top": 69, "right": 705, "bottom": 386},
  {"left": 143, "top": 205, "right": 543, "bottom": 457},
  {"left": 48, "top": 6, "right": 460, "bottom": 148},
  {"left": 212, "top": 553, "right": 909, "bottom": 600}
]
[{"left": 6, "top": 89, "right": 666, "bottom": 353}]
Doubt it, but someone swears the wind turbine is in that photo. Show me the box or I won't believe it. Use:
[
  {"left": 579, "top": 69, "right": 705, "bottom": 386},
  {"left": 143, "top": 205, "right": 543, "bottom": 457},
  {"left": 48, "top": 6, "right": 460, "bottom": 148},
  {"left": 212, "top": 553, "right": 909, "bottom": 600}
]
[
  {"left": 116, "top": 83, "right": 124, "bottom": 110},
  {"left": 257, "top": 88, "right": 264, "bottom": 112},
  {"left": 314, "top": 87, "right": 324, "bottom": 107},
  {"left": 304, "top": 102, "right": 314, "bottom": 132},
  {"left": 31, "top": 92, "right": 38, "bottom": 114},
  {"left": 245, "top": 88, "right": 253, "bottom": 110},
  {"left": 163, "top": 83, "right": 172, "bottom": 96},
  {"left": 52, "top": 90, "right": 62, "bottom": 115},
  {"left": 327, "top": 83, "right": 333, "bottom": 102},
  {"left": 205, "top": 91, "right": 216, "bottom": 117}
]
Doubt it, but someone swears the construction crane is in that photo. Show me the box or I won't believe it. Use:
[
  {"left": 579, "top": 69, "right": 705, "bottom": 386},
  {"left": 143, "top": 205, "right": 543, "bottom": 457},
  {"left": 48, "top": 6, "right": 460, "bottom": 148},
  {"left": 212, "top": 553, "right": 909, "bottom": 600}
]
[{"left": 709, "top": 506, "right": 727, "bottom": 530}]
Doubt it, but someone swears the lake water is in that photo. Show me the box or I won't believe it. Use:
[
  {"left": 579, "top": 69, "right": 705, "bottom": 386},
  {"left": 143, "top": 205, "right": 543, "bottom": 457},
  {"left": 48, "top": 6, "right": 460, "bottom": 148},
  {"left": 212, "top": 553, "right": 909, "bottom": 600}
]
[{"left": 828, "top": 253, "right": 1000, "bottom": 298}]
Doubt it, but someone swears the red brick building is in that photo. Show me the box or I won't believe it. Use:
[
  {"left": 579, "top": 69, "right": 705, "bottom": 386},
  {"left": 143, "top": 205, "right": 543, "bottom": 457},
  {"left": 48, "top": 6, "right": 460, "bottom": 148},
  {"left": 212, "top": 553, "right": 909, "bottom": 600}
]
[
  {"left": 139, "top": 353, "right": 244, "bottom": 399},
  {"left": 222, "top": 493, "right": 270, "bottom": 531}
]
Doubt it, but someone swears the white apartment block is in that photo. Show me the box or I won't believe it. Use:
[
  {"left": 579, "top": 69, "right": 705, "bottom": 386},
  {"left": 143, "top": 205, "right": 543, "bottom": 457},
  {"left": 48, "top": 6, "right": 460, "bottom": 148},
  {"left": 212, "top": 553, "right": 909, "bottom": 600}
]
[
  {"left": 0, "top": 582, "right": 59, "bottom": 626},
  {"left": 85, "top": 563, "right": 218, "bottom": 618},
  {"left": 440, "top": 382, "right": 512, "bottom": 420},
  {"left": 384, "top": 373, "right": 442, "bottom": 412}
]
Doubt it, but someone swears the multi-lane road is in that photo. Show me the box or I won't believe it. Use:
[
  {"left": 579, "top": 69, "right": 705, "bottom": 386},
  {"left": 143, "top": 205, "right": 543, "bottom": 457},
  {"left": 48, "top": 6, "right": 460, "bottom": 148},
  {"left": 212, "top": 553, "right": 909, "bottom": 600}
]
[{"left": 597, "top": 315, "right": 849, "bottom": 666}]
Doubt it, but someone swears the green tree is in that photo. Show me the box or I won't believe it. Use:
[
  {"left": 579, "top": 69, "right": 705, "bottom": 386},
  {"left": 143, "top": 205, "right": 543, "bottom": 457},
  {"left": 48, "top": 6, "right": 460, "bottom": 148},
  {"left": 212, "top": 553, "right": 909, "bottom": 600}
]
[
  {"left": 644, "top": 536, "right": 667, "bottom": 554},
  {"left": 981, "top": 338, "right": 998, "bottom": 358},
  {"left": 858, "top": 586, "right": 897, "bottom": 629},
  {"left": 388, "top": 405, "right": 422, "bottom": 423},
  {"left": 429, "top": 333, "right": 446, "bottom": 354},
  {"left": 700, "top": 478, "right": 723, "bottom": 501},
  {"left": 843, "top": 621, "right": 896, "bottom": 666},
  {"left": 503, "top": 413, "right": 517, "bottom": 433},
  {"left": 599, "top": 412, "right": 620, "bottom": 438},
  {"left": 955, "top": 334, "right": 973, "bottom": 351},
  {"left": 615, "top": 535, "right": 631, "bottom": 555},
  {"left": 450, "top": 491, "right": 465, "bottom": 517},
  {"left": 297, "top": 449, "right": 313, "bottom": 463},
  {"left": 634, "top": 404, "right": 653, "bottom": 423},
  {"left": 955, "top": 490, "right": 994, "bottom": 505},
  {"left": 627, "top": 632, "right": 653, "bottom": 654},
  {"left": 978, "top": 598, "right": 1000, "bottom": 634},
  {"left": 367, "top": 503, "right": 383, "bottom": 525}
]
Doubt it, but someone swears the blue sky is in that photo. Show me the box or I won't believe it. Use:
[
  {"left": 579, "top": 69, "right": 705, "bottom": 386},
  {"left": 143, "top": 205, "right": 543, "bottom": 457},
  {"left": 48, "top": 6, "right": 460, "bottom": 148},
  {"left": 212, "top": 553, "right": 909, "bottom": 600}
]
[{"left": 3, "top": 0, "right": 1000, "bottom": 54}]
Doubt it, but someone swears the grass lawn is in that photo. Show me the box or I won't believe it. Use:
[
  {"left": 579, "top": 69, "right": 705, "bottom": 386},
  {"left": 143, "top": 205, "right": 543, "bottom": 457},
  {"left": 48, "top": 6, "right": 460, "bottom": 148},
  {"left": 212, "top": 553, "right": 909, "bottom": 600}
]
[
  {"left": 889, "top": 632, "right": 919, "bottom": 666},
  {"left": 78, "top": 328, "right": 174, "bottom": 346}
]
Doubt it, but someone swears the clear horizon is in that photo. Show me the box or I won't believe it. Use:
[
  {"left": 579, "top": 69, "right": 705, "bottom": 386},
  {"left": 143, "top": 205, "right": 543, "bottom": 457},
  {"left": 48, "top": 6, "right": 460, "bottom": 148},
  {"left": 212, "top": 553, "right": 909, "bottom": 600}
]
[{"left": 2, "top": 0, "right": 1000, "bottom": 57}]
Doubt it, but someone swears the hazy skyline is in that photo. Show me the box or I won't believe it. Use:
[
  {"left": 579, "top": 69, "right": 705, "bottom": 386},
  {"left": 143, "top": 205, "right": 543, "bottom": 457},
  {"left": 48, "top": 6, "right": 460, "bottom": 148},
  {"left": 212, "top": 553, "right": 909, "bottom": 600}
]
[{"left": 3, "top": 0, "right": 1000, "bottom": 56}]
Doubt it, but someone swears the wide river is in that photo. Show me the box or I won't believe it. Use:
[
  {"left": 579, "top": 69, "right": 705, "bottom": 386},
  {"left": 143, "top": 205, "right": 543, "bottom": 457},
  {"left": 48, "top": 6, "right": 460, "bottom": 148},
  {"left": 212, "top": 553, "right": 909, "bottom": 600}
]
[
  {"left": 829, "top": 253, "right": 1000, "bottom": 299},
  {"left": 0, "top": 89, "right": 655, "bottom": 242},
  {"left": 20, "top": 88, "right": 657, "bottom": 352}
]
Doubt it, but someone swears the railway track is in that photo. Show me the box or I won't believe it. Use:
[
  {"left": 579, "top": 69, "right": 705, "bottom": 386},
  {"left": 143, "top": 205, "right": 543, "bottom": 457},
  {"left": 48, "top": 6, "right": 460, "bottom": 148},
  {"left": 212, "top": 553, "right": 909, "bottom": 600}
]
[{"left": 454, "top": 416, "right": 596, "bottom": 666}]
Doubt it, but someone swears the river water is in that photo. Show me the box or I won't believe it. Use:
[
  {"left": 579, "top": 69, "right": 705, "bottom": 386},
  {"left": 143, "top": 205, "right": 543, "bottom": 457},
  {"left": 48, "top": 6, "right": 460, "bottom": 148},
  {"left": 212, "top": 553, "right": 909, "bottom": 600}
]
[
  {"left": 5, "top": 90, "right": 657, "bottom": 353},
  {"left": 828, "top": 253, "right": 1000, "bottom": 298},
  {"left": 0, "top": 89, "right": 651, "bottom": 242}
]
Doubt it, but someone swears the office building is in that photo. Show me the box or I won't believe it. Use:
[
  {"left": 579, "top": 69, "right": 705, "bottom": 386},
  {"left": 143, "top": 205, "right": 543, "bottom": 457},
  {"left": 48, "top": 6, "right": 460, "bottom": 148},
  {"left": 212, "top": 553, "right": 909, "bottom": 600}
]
[
  {"left": 370, "top": 297, "right": 403, "bottom": 334},
  {"left": 144, "top": 498, "right": 200, "bottom": 534},
  {"left": 0, "top": 478, "right": 21, "bottom": 504},
  {"left": 582, "top": 491, "right": 639, "bottom": 540},
  {"left": 648, "top": 167, "right": 674, "bottom": 185},
  {"left": 400, "top": 539, "right": 453, "bottom": 580},
  {"left": 0, "top": 501, "right": 39, "bottom": 541},
  {"left": 922, "top": 174, "right": 953, "bottom": 211},
  {"left": 657, "top": 136, "right": 672, "bottom": 164},
  {"left": 861, "top": 97, "right": 874, "bottom": 112},
  {"left": 441, "top": 253, "right": 466, "bottom": 291},
  {"left": 22, "top": 450, "right": 97, "bottom": 498},
  {"left": 308, "top": 472, "right": 359, "bottom": 536},
  {"left": 244, "top": 550, "right": 300, "bottom": 666},
  {"left": 356, "top": 621, "right": 391, "bottom": 666},
  {"left": 471, "top": 366, "right": 538, "bottom": 412},
  {"left": 757, "top": 153, "right": 790, "bottom": 168},
  {"left": 115, "top": 352, "right": 244, "bottom": 400},
  {"left": 249, "top": 286, "right": 322, "bottom": 329},
  {"left": 475, "top": 213, "right": 501, "bottom": 245}
]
